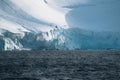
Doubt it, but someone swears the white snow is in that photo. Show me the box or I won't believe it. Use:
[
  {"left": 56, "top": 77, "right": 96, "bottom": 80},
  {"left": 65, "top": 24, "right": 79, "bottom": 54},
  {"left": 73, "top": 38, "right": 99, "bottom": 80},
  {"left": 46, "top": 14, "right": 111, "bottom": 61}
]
[
  {"left": 0, "top": 18, "right": 29, "bottom": 33},
  {"left": 10, "top": 0, "right": 67, "bottom": 26},
  {"left": 4, "top": 38, "right": 22, "bottom": 50}
]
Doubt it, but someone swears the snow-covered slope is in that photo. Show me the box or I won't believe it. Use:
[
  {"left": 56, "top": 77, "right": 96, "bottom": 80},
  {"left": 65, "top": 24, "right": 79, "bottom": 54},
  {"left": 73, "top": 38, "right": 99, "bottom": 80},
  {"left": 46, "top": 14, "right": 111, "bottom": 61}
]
[
  {"left": 10, "top": 0, "right": 67, "bottom": 26},
  {"left": 0, "top": 18, "right": 29, "bottom": 33},
  {"left": 0, "top": 0, "right": 120, "bottom": 50},
  {"left": 66, "top": 1, "right": 120, "bottom": 32},
  {"left": 46, "top": 0, "right": 120, "bottom": 32}
]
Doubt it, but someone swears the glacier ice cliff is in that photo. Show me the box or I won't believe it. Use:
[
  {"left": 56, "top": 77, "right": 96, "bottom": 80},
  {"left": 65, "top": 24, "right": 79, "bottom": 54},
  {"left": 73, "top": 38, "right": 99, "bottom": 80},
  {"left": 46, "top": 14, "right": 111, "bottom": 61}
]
[{"left": 1, "top": 25, "right": 120, "bottom": 50}]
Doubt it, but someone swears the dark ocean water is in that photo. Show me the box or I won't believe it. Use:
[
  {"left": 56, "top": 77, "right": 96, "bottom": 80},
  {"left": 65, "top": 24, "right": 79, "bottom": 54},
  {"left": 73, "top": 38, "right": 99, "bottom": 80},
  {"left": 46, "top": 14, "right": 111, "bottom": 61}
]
[{"left": 0, "top": 50, "right": 120, "bottom": 80}]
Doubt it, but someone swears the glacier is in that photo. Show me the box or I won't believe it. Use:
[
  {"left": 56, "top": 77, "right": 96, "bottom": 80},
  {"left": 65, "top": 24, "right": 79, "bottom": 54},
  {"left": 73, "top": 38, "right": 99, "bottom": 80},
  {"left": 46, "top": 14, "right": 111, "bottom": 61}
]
[{"left": 0, "top": 0, "right": 120, "bottom": 50}]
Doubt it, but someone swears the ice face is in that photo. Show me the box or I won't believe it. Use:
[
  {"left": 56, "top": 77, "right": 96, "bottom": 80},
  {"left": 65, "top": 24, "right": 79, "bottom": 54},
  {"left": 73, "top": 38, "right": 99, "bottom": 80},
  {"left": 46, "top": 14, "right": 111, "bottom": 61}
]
[{"left": 63, "top": 28, "right": 120, "bottom": 50}]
